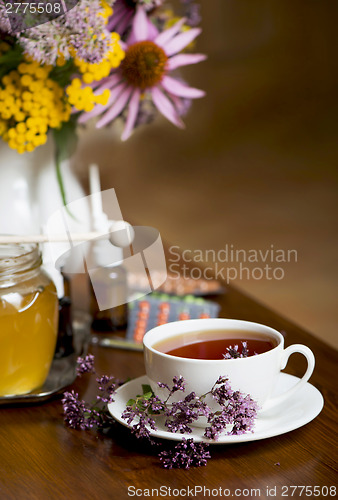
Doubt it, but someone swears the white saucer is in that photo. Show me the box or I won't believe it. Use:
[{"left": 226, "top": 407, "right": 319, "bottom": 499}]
[{"left": 108, "top": 373, "right": 324, "bottom": 444}]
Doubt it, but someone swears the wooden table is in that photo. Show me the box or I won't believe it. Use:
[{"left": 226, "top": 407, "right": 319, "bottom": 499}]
[{"left": 0, "top": 280, "right": 337, "bottom": 500}]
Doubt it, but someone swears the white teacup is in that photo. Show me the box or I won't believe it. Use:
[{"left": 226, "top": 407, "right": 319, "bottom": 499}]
[{"left": 143, "top": 318, "right": 315, "bottom": 413}]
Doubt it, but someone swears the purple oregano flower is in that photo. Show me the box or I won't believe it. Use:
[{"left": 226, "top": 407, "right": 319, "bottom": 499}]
[
  {"left": 159, "top": 438, "right": 210, "bottom": 469},
  {"left": 205, "top": 376, "right": 259, "bottom": 439},
  {"left": 63, "top": 356, "right": 259, "bottom": 469},
  {"left": 121, "top": 374, "right": 259, "bottom": 447},
  {"left": 62, "top": 390, "right": 96, "bottom": 430},
  {"left": 76, "top": 354, "right": 95, "bottom": 376},
  {"left": 223, "top": 341, "right": 250, "bottom": 359},
  {"left": 63, "top": 355, "right": 119, "bottom": 430}
]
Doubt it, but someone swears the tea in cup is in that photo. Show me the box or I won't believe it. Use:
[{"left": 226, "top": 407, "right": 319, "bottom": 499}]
[{"left": 143, "top": 318, "right": 315, "bottom": 412}]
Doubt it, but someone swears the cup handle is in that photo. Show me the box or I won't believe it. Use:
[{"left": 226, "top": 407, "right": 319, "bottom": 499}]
[{"left": 261, "top": 344, "right": 315, "bottom": 411}]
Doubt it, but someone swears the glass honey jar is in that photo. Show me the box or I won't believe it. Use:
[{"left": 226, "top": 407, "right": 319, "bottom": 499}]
[{"left": 0, "top": 243, "right": 59, "bottom": 396}]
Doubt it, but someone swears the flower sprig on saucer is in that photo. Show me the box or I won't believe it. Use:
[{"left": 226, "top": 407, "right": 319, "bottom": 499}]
[
  {"left": 122, "top": 374, "right": 258, "bottom": 443},
  {"left": 62, "top": 355, "right": 258, "bottom": 469}
]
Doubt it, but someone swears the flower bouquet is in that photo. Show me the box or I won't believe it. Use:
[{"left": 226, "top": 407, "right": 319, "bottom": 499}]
[{"left": 0, "top": 0, "right": 205, "bottom": 198}]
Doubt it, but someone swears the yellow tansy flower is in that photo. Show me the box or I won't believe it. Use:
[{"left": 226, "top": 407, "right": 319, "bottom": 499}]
[{"left": 0, "top": 58, "right": 71, "bottom": 154}]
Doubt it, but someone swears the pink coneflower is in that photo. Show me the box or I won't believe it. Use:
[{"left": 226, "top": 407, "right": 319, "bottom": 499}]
[{"left": 79, "top": 6, "right": 206, "bottom": 140}]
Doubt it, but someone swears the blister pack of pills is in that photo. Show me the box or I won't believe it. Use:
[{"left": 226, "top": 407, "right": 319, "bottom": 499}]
[{"left": 126, "top": 293, "right": 220, "bottom": 344}]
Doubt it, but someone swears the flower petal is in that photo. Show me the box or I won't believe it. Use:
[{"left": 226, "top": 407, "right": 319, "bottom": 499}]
[
  {"left": 168, "top": 53, "right": 207, "bottom": 70},
  {"left": 107, "top": 7, "right": 127, "bottom": 31},
  {"left": 130, "top": 6, "right": 149, "bottom": 43},
  {"left": 79, "top": 82, "right": 126, "bottom": 123},
  {"left": 169, "top": 94, "right": 191, "bottom": 116},
  {"left": 151, "top": 87, "right": 185, "bottom": 129},
  {"left": 119, "top": 40, "right": 127, "bottom": 52},
  {"left": 163, "top": 28, "right": 202, "bottom": 57},
  {"left": 147, "top": 18, "right": 160, "bottom": 41},
  {"left": 90, "top": 75, "right": 112, "bottom": 89},
  {"left": 109, "top": 1, "right": 125, "bottom": 17},
  {"left": 97, "top": 86, "right": 133, "bottom": 128},
  {"left": 155, "top": 18, "right": 186, "bottom": 48},
  {"left": 94, "top": 74, "right": 123, "bottom": 93},
  {"left": 115, "top": 11, "right": 134, "bottom": 36},
  {"left": 162, "top": 76, "right": 205, "bottom": 99},
  {"left": 121, "top": 89, "right": 141, "bottom": 141}
]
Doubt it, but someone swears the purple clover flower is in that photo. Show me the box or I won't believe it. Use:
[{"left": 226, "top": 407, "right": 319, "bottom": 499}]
[{"left": 159, "top": 438, "right": 210, "bottom": 469}]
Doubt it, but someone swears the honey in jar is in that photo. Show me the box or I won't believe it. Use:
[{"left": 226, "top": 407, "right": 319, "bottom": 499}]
[{"left": 0, "top": 243, "right": 59, "bottom": 396}]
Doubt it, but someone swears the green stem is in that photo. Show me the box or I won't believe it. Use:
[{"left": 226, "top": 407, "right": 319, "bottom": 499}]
[
  {"left": 55, "top": 151, "right": 68, "bottom": 209},
  {"left": 54, "top": 150, "right": 76, "bottom": 220},
  {"left": 52, "top": 117, "right": 79, "bottom": 218}
]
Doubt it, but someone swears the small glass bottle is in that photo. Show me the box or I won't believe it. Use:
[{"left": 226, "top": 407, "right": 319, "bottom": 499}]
[
  {"left": 90, "top": 263, "right": 128, "bottom": 331},
  {"left": 89, "top": 240, "right": 128, "bottom": 332},
  {"left": 0, "top": 243, "right": 59, "bottom": 396}
]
